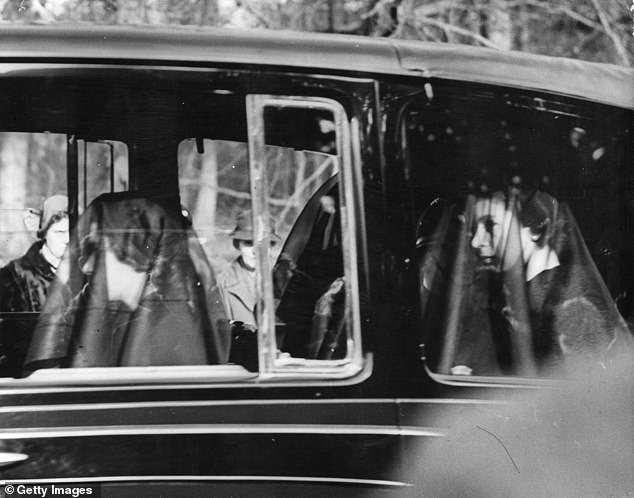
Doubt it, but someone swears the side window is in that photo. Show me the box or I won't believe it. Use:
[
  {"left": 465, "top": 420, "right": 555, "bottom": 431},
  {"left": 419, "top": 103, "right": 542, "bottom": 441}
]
[
  {"left": 405, "top": 89, "right": 633, "bottom": 380},
  {"left": 178, "top": 96, "right": 363, "bottom": 378},
  {"left": 0, "top": 132, "right": 67, "bottom": 268},
  {"left": 0, "top": 134, "right": 130, "bottom": 266},
  {"left": 7, "top": 90, "right": 360, "bottom": 382},
  {"left": 0, "top": 131, "right": 129, "bottom": 377}
]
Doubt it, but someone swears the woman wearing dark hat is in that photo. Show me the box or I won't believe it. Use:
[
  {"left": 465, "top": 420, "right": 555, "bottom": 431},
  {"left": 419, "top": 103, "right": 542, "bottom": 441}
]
[
  {"left": 218, "top": 210, "right": 281, "bottom": 326},
  {"left": 0, "top": 194, "right": 69, "bottom": 313}
]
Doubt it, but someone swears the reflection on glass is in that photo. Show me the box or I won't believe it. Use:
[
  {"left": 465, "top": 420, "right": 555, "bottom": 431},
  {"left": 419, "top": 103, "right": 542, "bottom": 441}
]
[{"left": 177, "top": 137, "right": 347, "bottom": 365}]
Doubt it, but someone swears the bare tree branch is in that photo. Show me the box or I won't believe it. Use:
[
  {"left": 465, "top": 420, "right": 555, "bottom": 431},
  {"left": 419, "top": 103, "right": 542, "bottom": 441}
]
[
  {"left": 446, "top": 0, "right": 460, "bottom": 43},
  {"left": 555, "top": 4, "right": 603, "bottom": 31},
  {"left": 276, "top": 155, "right": 334, "bottom": 225},
  {"left": 573, "top": 29, "right": 602, "bottom": 54},
  {"left": 589, "top": 0, "right": 631, "bottom": 65},
  {"left": 504, "top": 0, "right": 603, "bottom": 31},
  {"left": 414, "top": 15, "right": 504, "bottom": 49}
]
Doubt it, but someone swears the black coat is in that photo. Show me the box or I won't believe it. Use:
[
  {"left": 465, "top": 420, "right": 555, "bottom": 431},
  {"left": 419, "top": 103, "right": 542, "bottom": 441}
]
[{"left": 0, "top": 241, "right": 55, "bottom": 313}]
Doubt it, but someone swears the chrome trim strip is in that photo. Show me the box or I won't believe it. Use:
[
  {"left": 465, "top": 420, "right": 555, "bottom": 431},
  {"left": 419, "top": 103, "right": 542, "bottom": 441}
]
[
  {"left": 0, "top": 63, "right": 377, "bottom": 85},
  {"left": 0, "top": 452, "right": 28, "bottom": 466},
  {"left": 0, "top": 424, "right": 445, "bottom": 439},
  {"left": 0, "top": 475, "right": 410, "bottom": 487},
  {"left": 23, "top": 365, "right": 256, "bottom": 385},
  {"left": 0, "top": 354, "right": 374, "bottom": 395},
  {"left": 0, "top": 397, "right": 502, "bottom": 413},
  {"left": 424, "top": 364, "right": 563, "bottom": 389}
]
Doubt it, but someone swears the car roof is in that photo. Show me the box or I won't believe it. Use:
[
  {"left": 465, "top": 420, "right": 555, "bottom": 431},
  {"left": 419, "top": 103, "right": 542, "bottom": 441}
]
[{"left": 1, "top": 24, "right": 632, "bottom": 109}]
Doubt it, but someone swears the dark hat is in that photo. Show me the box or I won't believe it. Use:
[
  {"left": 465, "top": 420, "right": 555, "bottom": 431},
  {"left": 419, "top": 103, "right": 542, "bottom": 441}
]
[
  {"left": 231, "top": 210, "right": 281, "bottom": 243},
  {"left": 520, "top": 190, "right": 558, "bottom": 237},
  {"left": 37, "top": 194, "right": 68, "bottom": 238}
]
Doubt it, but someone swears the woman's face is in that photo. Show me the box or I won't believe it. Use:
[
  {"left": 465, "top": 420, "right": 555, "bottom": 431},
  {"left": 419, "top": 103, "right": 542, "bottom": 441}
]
[
  {"left": 238, "top": 240, "right": 256, "bottom": 268},
  {"left": 44, "top": 217, "right": 70, "bottom": 259},
  {"left": 470, "top": 195, "right": 529, "bottom": 271},
  {"left": 471, "top": 197, "right": 507, "bottom": 265}
]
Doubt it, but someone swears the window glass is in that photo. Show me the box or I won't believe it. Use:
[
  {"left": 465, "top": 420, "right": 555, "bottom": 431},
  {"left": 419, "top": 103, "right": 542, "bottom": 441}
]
[
  {"left": 0, "top": 132, "right": 67, "bottom": 377},
  {"left": 178, "top": 138, "right": 250, "bottom": 277},
  {"left": 0, "top": 132, "right": 67, "bottom": 266},
  {"left": 256, "top": 102, "right": 354, "bottom": 368},
  {"left": 4, "top": 87, "right": 356, "bottom": 380},
  {"left": 177, "top": 99, "right": 357, "bottom": 374},
  {"left": 77, "top": 140, "right": 129, "bottom": 214},
  {"left": 406, "top": 90, "right": 634, "bottom": 378},
  {"left": 0, "top": 131, "right": 130, "bottom": 377}
]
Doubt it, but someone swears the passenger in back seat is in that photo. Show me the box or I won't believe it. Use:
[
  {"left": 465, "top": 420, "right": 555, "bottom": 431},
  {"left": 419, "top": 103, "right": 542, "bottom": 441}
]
[
  {"left": 218, "top": 210, "right": 281, "bottom": 327},
  {"left": 0, "top": 195, "right": 69, "bottom": 313}
]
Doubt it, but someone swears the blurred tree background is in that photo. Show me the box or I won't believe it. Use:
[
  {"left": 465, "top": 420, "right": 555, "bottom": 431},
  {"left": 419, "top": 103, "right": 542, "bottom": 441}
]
[{"left": 0, "top": 0, "right": 631, "bottom": 66}]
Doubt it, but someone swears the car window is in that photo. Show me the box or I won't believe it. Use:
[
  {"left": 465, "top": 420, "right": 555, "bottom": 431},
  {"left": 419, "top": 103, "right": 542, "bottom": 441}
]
[
  {"left": 404, "top": 87, "right": 634, "bottom": 379},
  {"left": 0, "top": 65, "right": 363, "bottom": 383},
  {"left": 177, "top": 96, "right": 363, "bottom": 378},
  {"left": 0, "top": 132, "right": 129, "bottom": 377}
]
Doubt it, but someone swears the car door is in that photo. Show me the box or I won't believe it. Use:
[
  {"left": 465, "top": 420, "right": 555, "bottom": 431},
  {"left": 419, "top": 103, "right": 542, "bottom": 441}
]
[{"left": 0, "top": 65, "right": 407, "bottom": 495}]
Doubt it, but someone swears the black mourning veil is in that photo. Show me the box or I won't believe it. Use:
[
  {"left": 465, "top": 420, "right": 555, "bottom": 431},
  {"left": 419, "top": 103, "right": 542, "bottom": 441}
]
[
  {"left": 24, "top": 193, "right": 231, "bottom": 371},
  {"left": 418, "top": 187, "right": 633, "bottom": 377}
]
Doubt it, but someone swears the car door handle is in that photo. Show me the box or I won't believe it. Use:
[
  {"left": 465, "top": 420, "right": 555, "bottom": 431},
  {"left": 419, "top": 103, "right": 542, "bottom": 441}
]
[{"left": 0, "top": 452, "right": 28, "bottom": 468}]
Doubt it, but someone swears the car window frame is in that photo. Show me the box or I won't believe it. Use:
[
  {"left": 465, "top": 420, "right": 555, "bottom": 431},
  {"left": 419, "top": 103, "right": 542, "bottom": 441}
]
[{"left": 246, "top": 94, "right": 365, "bottom": 380}]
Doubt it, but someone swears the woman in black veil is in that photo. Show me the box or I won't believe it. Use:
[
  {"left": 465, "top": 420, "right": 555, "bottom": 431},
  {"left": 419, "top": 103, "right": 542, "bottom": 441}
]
[
  {"left": 24, "top": 193, "right": 231, "bottom": 371},
  {"left": 420, "top": 186, "right": 633, "bottom": 377},
  {"left": 517, "top": 190, "right": 632, "bottom": 371}
]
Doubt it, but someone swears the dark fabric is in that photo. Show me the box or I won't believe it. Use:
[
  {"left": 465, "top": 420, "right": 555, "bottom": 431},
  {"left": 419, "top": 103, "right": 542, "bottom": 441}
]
[
  {"left": 526, "top": 209, "right": 632, "bottom": 369},
  {"left": 24, "top": 193, "right": 231, "bottom": 371},
  {"left": 421, "top": 192, "right": 633, "bottom": 377},
  {"left": 276, "top": 188, "right": 343, "bottom": 357},
  {"left": 0, "top": 241, "right": 59, "bottom": 376},
  {"left": 0, "top": 240, "right": 56, "bottom": 313},
  {"left": 454, "top": 269, "right": 511, "bottom": 376}
]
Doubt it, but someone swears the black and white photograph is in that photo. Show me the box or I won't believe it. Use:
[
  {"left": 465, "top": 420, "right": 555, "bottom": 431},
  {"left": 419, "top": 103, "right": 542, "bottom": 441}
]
[{"left": 0, "top": 1, "right": 632, "bottom": 496}]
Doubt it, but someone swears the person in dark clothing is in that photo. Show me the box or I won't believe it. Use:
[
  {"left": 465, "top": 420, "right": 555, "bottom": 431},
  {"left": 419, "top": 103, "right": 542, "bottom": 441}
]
[
  {"left": 0, "top": 195, "right": 69, "bottom": 313},
  {"left": 276, "top": 194, "right": 344, "bottom": 358},
  {"left": 23, "top": 193, "right": 231, "bottom": 371},
  {"left": 517, "top": 191, "right": 631, "bottom": 371},
  {"left": 0, "top": 195, "right": 68, "bottom": 376},
  {"left": 466, "top": 190, "right": 631, "bottom": 374}
]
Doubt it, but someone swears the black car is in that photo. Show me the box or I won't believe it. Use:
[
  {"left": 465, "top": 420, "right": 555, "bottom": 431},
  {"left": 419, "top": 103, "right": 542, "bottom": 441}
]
[{"left": 0, "top": 24, "right": 631, "bottom": 496}]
